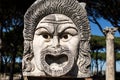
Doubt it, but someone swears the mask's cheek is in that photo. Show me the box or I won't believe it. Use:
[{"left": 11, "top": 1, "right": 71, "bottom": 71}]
[
  {"left": 32, "top": 35, "right": 47, "bottom": 70},
  {"left": 60, "top": 35, "right": 80, "bottom": 59}
]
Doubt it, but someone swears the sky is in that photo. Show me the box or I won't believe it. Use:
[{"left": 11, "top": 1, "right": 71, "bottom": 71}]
[
  {"left": 92, "top": 60, "right": 120, "bottom": 73},
  {"left": 90, "top": 18, "right": 120, "bottom": 37}
]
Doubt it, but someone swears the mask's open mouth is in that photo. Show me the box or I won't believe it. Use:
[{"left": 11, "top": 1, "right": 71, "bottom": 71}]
[
  {"left": 45, "top": 54, "right": 68, "bottom": 66},
  {"left": 45, "top": 54, "right": 68, "bottom": 73},
  {"left": 40, "top": 47, "right": 74, "bottom": 77}
]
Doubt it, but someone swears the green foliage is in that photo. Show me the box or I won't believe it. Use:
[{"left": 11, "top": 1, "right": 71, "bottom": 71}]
[
  {"left": 116, "top": 53, "right": 120, "bottom": 61},
  {"left": 115, "top": 37, "right": 120, "bottom": 51},
  {"left": 90, "top": 35, "right": 106, "bottom": 51},
  {"left": 90, "top": 35, "right": 120, "bottom": 61},
  {"left": 91, "top": 52, "right": 106, "bottom": 61},
  {"left": 92, "top": 52, "right": 120, "bottom": 61}
]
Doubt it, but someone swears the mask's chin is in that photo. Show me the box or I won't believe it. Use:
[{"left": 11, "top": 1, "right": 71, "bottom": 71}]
[{"left": 40, "top": 48, "right": 75, "bottom": 77}]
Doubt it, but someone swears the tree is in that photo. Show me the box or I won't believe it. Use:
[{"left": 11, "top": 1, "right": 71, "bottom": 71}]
[
  {"left": 0, "top": 0, "right": 24, "bottom": 79},
  {"left": 90, "top": 35, "right": 106, "bottom": 75},
  {"left": 114, "top": 37, "right": 120, "bottom": 52},
  {"left": 90, "top": 35, "right": 120, "bottom": 75},
  {"left": 78, "top": 0, "right": 120, "bottom": 35}
]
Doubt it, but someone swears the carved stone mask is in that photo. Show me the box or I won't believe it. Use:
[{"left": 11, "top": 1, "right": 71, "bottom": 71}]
[
  {"left": 23, "top": 0, "right": 91, "bottom": 78},
  {"left": 33, "top": 14, "right": 80, "bottom": 76}
]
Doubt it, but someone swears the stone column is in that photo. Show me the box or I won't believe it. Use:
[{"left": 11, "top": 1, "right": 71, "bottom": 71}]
[{"left": 103, "top": 27, "right": 118, "bottom": 80}]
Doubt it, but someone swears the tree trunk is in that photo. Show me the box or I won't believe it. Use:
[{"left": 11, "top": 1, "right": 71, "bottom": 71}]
[
  {"left": 95, "top": 50, "right": 99, "bottom": 75},
  {"left": 0, "top": 25, "right": 4, "bottom": 73},
  {"left": 9, "top": 47, "right": 17, "bottom": 80}
]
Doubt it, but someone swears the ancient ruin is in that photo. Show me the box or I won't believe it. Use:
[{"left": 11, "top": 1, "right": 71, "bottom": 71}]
[
  {"left": 104, "top": 27, "right": 118, "bottom": 80},
  {"left": 22, "top": 0, "right": 91, "bottom": 78}
]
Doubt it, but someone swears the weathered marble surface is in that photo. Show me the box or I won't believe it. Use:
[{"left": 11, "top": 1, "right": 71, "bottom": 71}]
[
  {"left": 104, "top": 27, "right": 118, "bottom": 80},
  {"left": 22, "top": 0, "right": 91, "bottom": 78}
]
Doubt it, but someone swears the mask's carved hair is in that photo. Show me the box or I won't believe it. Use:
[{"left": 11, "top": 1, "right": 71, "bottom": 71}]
[{"left": 23, "top": 0, "right": 91, "bottom": 76}]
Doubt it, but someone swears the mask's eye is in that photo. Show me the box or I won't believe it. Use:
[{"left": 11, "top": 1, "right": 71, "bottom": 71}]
[
  {"left": 42, "top": 34, "right": 50, "bottom": 39},
  {"left": 60, "top": 34, "right": 72, "bottom": 42},
  {"left": 42, "top": 33, "right": 51, "bottom": 42}
]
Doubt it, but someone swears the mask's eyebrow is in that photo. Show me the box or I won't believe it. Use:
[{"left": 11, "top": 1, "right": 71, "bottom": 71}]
[
  {"left": 57, "top": 23, "right": 78, "bottom": 33},
  {"left": 35, "top": 27, "right": 48, "bottom": 31},
  {"left": 35, "top": 23, "right": 54, "bottom": 34},
  {"left": 44, "top": 19, "right": 71, "bottom": 22},
  {"left": 59, "top": 27, "right": 78, "bottom": 35},
  {"left": 41, "top": 19, "right": 73, "bottom": 24}
]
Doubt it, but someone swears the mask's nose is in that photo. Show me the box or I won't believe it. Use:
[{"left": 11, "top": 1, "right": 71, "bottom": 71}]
[{"left": 51, "top": 36, "right": 60, "bottom": 48}]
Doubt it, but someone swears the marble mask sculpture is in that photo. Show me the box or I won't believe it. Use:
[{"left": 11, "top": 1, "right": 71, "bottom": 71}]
[{"left": 22, "top": 0, "right": 91, "bottom": 78}]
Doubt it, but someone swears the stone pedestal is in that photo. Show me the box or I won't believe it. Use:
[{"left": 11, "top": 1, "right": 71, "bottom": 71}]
[{"left": 24, "top": 77, "right": 92, "bottom": 80}]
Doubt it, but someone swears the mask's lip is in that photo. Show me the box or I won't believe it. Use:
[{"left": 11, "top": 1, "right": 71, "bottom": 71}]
[{"left": 40, "top": 50, "right": 74, "bottom": 77}]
